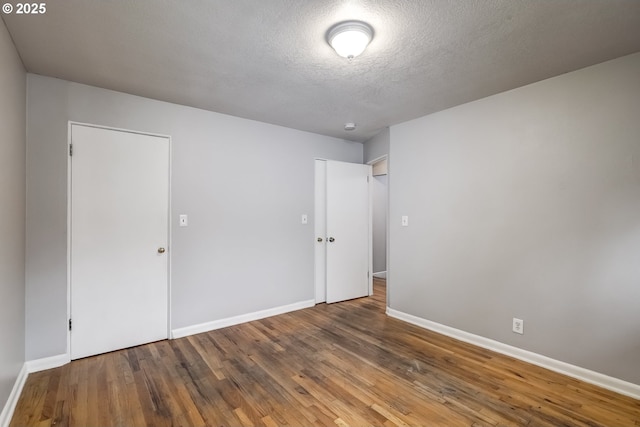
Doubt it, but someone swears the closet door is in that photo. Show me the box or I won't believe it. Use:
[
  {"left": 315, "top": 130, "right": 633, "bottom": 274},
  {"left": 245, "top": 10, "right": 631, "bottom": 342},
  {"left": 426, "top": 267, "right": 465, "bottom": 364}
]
[
  {"left": 315, "top": 159, "right": 371, "bottom": 304},
  {"left": 70, "top": 124, "right": 169, "bottom": 359}
]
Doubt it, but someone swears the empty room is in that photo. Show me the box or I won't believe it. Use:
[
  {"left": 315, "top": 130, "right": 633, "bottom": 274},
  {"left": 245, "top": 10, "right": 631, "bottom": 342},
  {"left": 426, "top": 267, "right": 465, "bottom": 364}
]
[{"left": 1, "top": 1, "right": 640, "bottom": 426}]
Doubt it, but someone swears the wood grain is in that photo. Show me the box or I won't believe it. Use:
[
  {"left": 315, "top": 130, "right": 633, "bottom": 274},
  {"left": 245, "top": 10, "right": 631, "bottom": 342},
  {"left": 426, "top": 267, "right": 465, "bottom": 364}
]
[{"left": 11, "top": 279, "right": 640, "bottom": 426}]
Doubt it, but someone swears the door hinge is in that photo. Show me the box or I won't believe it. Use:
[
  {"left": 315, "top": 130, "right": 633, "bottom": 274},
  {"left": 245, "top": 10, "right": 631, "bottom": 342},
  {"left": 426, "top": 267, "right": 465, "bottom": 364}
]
[
  {"left": 69, "top": 144, "right": 73, "bottom": 156},
  {"left": 68, "top": 318, "right": 72, "bottom": 331}
]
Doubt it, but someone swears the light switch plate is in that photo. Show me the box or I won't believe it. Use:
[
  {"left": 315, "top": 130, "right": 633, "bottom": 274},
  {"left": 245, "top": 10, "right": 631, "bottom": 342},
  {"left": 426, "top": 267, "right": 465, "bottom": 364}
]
[
  {"left": 401, "top": 215, "right": 409, "bottom": 226},
  {"left": 301, "top": 214, "right": 308, "bottom": 224},
  {"left": 179, "top": 214, "right": 188, "bottom": 227}
]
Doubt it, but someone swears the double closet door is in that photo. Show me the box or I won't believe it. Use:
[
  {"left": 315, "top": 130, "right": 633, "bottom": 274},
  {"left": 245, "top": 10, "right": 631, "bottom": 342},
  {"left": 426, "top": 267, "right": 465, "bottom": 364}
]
[{"left": 315, "top": 159, "right": 372, "bottom": 304}]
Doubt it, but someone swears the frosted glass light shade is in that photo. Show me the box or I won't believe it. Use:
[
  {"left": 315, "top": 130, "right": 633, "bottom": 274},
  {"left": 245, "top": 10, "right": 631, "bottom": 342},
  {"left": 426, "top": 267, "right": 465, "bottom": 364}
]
[{"left": 327, "top": 21, "right": 373, "bottom": 59}]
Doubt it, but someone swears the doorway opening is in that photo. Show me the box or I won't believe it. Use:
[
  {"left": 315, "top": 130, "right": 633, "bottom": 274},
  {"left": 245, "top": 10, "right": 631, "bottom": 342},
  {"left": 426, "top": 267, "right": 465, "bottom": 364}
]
[{"left": 368, "top": 155, "right": 388, "bottom": 308}]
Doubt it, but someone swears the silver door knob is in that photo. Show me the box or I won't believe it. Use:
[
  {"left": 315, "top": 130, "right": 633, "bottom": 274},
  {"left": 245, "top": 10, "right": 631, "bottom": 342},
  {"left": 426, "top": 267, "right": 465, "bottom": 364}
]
[
  {"left": 157, "top": 247, "right": 166, "bottom": 253},
  {"left": 317, "top": 237, "right": 323, "bottom": 242},
  {"left": 328, "top": 237, "right": 335, "bottom": 242}
]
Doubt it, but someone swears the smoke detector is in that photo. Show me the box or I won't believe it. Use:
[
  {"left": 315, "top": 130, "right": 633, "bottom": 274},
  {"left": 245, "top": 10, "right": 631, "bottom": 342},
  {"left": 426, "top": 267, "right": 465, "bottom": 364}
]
[{"left": 344, "top": 122, "right": 356, "bottom": 131}]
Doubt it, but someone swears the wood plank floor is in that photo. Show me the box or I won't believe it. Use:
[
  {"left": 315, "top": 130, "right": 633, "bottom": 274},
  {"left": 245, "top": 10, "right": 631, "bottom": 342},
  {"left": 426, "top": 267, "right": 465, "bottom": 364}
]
[{"left": 11, "top": 278, "right": 640, "bottom": 426}]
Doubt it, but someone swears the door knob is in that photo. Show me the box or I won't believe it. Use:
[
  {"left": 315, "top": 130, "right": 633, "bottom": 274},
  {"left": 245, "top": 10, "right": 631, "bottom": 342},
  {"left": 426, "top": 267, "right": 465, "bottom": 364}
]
[
  {"left": 157, "top": 247, "right": 166, "bottom": 254},
  {"left": 328, "top": 237, "right": 335, "bottom": 242},
  {"left": 317, "top": 237, "right": 323, "bottom": 242}
]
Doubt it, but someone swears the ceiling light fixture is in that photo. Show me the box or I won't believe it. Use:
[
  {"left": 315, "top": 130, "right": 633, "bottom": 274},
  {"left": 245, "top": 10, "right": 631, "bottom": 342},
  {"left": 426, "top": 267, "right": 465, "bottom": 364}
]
[{"left": 327, "top": 21, "right": 374, "bottom": 60}]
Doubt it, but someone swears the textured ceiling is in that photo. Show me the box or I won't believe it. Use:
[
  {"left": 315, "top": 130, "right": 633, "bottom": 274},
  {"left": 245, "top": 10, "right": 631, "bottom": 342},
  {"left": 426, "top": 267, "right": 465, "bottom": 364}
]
[{"left": 3, "top": 0, "right": 640, "bottom": 142}]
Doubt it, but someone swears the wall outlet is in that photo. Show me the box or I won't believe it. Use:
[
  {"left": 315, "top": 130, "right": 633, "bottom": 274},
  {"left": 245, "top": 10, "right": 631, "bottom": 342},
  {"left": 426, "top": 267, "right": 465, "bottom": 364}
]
[{"left": 512, "top": 318, "right": 524, "bottom": 334}]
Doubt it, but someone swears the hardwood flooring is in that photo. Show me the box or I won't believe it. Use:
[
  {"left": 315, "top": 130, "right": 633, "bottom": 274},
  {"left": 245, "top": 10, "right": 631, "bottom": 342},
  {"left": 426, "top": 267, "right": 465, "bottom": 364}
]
[{"left": 11, "top": 278, "right": 640, "bottom": 426}]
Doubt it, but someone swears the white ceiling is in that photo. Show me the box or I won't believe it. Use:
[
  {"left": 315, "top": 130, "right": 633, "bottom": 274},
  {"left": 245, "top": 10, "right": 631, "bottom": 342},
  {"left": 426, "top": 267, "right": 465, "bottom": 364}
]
[{"left": 3, "top": 0, "right": 640, "bottom": 142}]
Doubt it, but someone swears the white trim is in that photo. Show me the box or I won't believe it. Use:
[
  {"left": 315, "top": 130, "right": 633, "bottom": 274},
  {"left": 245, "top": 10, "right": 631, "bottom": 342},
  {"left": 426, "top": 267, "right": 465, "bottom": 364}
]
[
  {"left": 167, "top": 137, "right": 173, "bottom": 342},
  {"left": 0, "top": 364, "right": 27, "bottom": 427},
  {"left": 366, "top": 154, "right": 388, "bottom": 166},
  {"left": 367, "top": 165, "right": 373, "bottom": 296},
  {"left": 67, "top": 121, "right": 171, "bottom": 140},
  {"left": 386, "top": 308, "right": 640, "bottom": 400},
  {"left": 25, "top": 353, "right": 70, "bottom": 373},
  {"left": 66, "top": 122, "right": 72, "bottom": 360},
  {"left": 1, "top": 354, "right": 72, "bottom": 427},
  {"left": 172, "top": 299, "right": 315, "bottom": 339}
]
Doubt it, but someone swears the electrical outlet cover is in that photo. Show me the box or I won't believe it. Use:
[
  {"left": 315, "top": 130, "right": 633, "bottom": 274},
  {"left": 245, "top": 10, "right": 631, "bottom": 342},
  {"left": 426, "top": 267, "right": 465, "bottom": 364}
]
[{"left": 512, "top": 318, "right": 524, "bottom": 334}]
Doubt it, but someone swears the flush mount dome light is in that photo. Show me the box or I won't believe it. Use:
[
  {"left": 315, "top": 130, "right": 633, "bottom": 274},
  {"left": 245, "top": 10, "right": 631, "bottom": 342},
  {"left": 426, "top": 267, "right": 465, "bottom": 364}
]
[{"left": 327, "top": 20, "right": 374, "bottom": 59}]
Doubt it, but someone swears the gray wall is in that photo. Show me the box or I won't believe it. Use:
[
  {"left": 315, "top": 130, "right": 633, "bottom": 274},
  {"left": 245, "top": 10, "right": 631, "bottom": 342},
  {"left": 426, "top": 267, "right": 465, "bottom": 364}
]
[
  {"left": 389, "top": 53, "right": 640, "bottom": 385},
  {"left": 26, "top": 75, "right": 362, "bottom": 360},
  {"left": 364, "top": 127, "right": 390, "bottom": 164},
  {"left": 0, "top": 20, "right": 26, "bottom": 412},
  {"left": 372, "top": 175, "right": 387, "bottom": 275}
]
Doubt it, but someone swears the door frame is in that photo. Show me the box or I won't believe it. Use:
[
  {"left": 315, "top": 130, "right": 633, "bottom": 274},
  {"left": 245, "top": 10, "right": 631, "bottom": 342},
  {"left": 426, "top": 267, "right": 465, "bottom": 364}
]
[
  {"left": 314, "top": 158, "right": 373, "bottom": 303},
  {"left": 367, "top": 154, "right": 389, "bottom": 306},
  {"left": 66, "top": 121, "right": 172, "bottom": 358}
]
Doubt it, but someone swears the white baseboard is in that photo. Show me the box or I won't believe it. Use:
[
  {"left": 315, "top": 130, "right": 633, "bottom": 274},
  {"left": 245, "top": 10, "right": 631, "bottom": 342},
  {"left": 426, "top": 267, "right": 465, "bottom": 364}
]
[
  {"left": 373, "top": 271, "right": 387, "bottom": 279},
  {"left": 172, "top": 299, "right": 316, "bottom": 339},
  {"left": 0, "top": 364, "right": 27, "bottom": 427},
  {"left": 1, "top": 353, "right": 71, "bottom": 427},
  {"left": 386, "top": 308, "right": 640, "bottom": 400},
  {"left": 25, "top": 353, "right": 70, "bottom": 373}
]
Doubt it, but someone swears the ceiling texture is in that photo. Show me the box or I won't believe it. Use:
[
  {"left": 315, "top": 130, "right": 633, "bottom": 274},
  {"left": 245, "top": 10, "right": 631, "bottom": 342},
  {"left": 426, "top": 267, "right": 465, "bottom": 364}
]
[{"left": 3, "top": 0, "right": 640, "bottom": 142}]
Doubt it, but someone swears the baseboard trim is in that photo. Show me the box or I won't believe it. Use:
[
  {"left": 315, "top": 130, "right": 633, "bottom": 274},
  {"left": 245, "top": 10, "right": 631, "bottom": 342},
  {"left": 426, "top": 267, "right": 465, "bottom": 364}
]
[
  {"left": 386, "top": 307, "right": 640, "bottom": 400},
  {"left": 2, "top": 353, "right": 79, "bottom": 426},
  {"left": 0, "top": 363, "right": 27, "bottom": 427},
  {"left": 373, "top": 271, "right": 387, "bottom": 279},
  {"left": 25, "top": 353, "right": 70, "bottom": 373},
  {"left": 172, "top": 299, "right": 316, "bottom": 339}
]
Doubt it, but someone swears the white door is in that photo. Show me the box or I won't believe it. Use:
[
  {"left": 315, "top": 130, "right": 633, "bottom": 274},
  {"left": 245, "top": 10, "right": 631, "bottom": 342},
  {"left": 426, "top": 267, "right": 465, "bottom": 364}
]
[
  {"left": 315, "top": 160, "right": 371, "bottom": 304},
  {"left": 314, "top": 160, "right": 328, "bottom": 302},
  {"left": 70, "top": 124, "right": 169, "bottom": 360}
]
